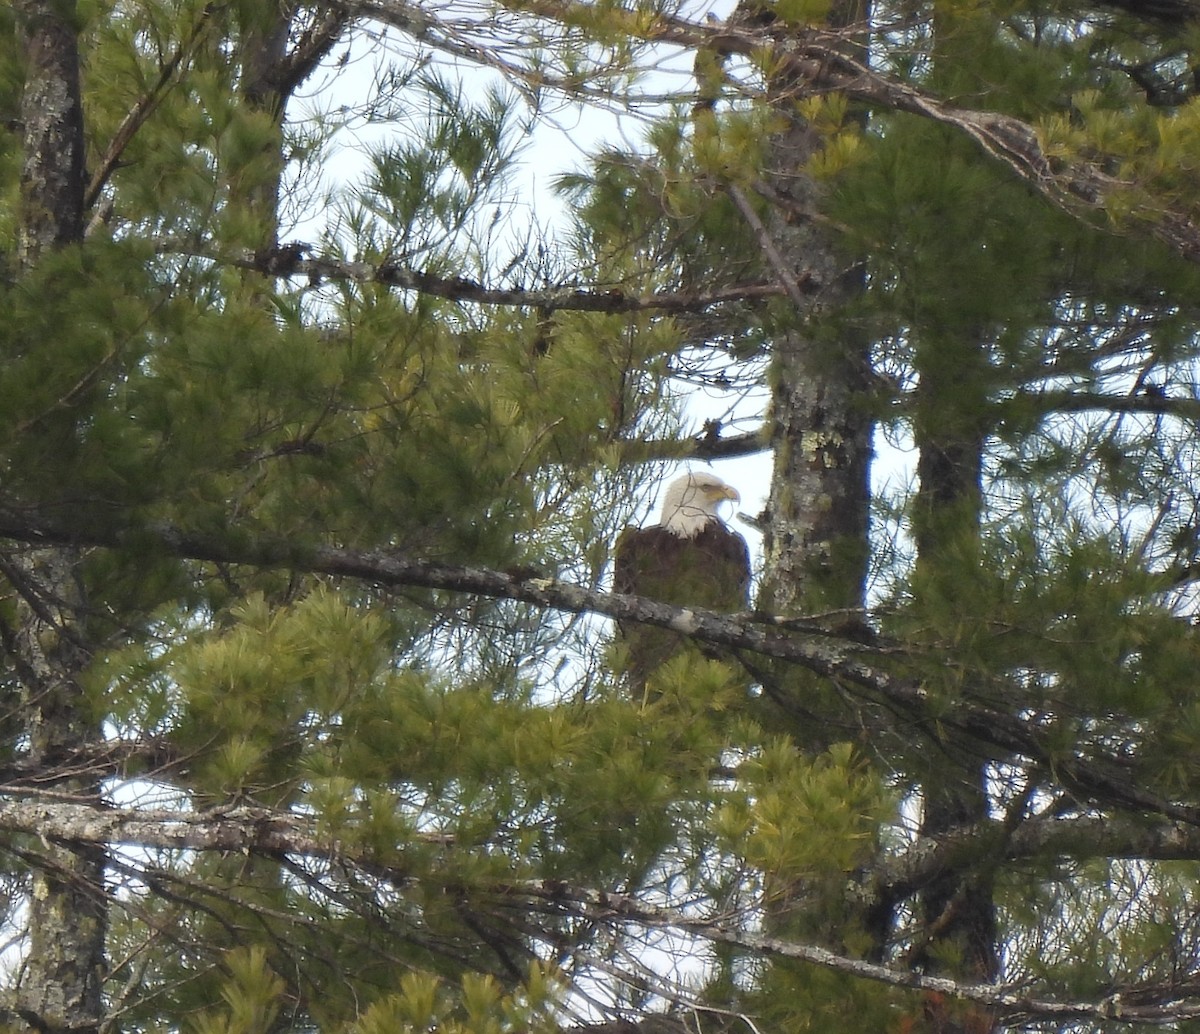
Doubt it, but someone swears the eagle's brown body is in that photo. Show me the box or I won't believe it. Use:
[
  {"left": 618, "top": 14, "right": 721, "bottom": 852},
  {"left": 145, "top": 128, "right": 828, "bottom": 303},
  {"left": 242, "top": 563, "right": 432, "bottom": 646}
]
[{"left": 613, "top": 474, "right": 751, "bottom": 699}]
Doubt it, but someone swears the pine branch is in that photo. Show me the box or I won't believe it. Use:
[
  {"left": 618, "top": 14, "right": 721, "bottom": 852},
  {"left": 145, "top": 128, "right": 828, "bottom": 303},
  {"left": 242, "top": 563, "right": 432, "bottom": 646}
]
[
  {"left": 0, "top": 504, "right": 1195, "bottom": 828},
  {"left": 84, "top": 4, "right": 216, "bottom": 214},
  {"left": 349, "top": 0, "right": 1200, "bottom": 267},
  {"left": 1020, "top": 387, "right": 1200, "bottom": 422},
  {"left": 7, "top": 792, "right": 1200, "bottom": 1025},
  {"left": 859, "top": 811, "right": 1200, "bottom": 909},
  {"left": 655, "top": 13, "right": 1200, "bottom": 264},
  {"left": 758, "top": 28, "right": 1200, "bottom": 264},
  {"left": 16, "top": 743, "right": 1200, "bottom": 910},
  {"left": 207, "top": 245, "right": 787, "bottom": 313},
  {"left": 519, "top": 882, "right": 1200, "bottom": 1026}
]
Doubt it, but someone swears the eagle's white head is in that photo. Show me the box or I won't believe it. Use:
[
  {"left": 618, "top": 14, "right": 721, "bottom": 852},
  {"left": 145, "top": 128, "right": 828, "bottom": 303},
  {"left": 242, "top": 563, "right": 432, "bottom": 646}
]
[{"left": 660, "top": 472, "right": 740, "bottom": 539}]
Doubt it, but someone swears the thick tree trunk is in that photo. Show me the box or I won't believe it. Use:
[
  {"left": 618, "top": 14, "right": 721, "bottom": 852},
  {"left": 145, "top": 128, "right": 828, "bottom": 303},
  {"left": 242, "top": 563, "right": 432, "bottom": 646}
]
[
  {"left": 8, "top": 549, "right": 107, "bottom": 1034},
  {"left": 236, "top": 1, "right": 293, "bottom": 249},
  {"left": 755, "top": 1, "right": 873, "bottom": 622},
  {"left": 740, "top": 0, "right": 885, "bottom": 966},
  {"left": 759, "top": 234, "right": 873, "bottom": 619},
  {"left": 9, "top": 5, "right": 107, "bottom": 1032},
  {"left": 234, "top": 1, "right": 345, "bottom": 251},
  {"left": 15, "top": 0, "right": 84, "bottom": 262},
  {"left": 911, "top": 337, "right": 998, "bottom": 1032}
]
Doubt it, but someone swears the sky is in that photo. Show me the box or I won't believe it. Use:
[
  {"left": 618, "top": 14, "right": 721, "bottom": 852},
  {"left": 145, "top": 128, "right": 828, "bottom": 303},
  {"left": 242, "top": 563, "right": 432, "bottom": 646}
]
[
  {"left": 287, "top": 5, "right": 776, "bottom": 549},
  {"left": 285, "top": 2, "right": 919, "bottom": 584}
]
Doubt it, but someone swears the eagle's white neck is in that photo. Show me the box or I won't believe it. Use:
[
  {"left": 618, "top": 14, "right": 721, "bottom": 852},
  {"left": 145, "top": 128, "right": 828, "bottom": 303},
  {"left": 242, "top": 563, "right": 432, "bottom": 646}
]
[{"left": 661, "top": 478, "right": 722, "bottom": 539}]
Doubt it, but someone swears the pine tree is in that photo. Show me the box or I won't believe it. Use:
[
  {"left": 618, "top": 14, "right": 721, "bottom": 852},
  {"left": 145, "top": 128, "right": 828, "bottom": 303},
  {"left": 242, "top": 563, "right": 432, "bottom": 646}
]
[{"left": 5, "top": 0, "right": 1200, "bottom": 1031}]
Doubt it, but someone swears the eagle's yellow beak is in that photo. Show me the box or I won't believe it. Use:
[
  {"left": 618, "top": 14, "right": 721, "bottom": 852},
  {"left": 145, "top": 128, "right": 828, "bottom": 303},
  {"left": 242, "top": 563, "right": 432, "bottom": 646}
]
[{"left": 715, "top": 485, "right": 740, "bottom": 504}]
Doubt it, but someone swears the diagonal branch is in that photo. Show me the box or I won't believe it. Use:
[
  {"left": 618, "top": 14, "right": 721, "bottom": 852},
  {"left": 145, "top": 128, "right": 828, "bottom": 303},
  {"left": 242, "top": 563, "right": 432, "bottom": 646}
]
[
  {"left": 84, "top": 4, "right": 216, "bottom": 213},
  {"left": 521, "top": 882, "right": 1200, "bottom": 1026},
  {"left": 0, "top": 504, "right": 1195, "bottom": 827},
  {"left": 272, "top": 5, "right": 350, "bottom": 96}
]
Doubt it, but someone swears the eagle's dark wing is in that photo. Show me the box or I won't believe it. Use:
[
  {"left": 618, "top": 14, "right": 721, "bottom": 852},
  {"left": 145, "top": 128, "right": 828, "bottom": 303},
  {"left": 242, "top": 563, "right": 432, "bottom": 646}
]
[{"left": 613, "top": 522, "right": 751, "bottom": 699}]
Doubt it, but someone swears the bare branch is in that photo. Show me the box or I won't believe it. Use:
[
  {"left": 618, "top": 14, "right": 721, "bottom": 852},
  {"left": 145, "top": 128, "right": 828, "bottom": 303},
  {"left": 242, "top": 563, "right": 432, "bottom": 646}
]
[
  {"left": 626, "top": 428, "right": 768, "bottom": 463},
  {"left": 725, "top": 183, "right": 811, "bottom": 308},
  {"left": 512, "top": 882, "right": 1200, "bottom": 1026},
  {"left": 0, "top": 795, "right": 331, "bottom": 856},
  {"left": 1021, "top": 388, "right": 1200, "bottom": 424},
  {"left": 862, "top": 812, "right": 1200, "bottom": 909},
  {"left": 8, "top": 793, "right": 1200, "bottom": 1025},
  {"left": 209, "top": 244, "right": 788, "bottom": 313}
]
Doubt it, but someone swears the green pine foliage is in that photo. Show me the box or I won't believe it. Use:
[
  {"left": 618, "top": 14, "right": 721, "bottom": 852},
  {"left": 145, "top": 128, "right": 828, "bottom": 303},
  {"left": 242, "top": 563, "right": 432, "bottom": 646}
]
[{"left": 10, "top": 0, "right": 1200, "bottom": 1030}]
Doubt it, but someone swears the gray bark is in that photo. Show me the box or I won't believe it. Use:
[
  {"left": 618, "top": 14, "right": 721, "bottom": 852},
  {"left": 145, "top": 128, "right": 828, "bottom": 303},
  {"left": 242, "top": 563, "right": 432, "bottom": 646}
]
[
  {"left": 754, "top": 3, "right": 873, "bottom": 618},
  {"left": 9, "top": 6, "right": 107, "bottom": 1032},
  {"left": 15, "top": 0, "right": 84, "bottom": 263}
]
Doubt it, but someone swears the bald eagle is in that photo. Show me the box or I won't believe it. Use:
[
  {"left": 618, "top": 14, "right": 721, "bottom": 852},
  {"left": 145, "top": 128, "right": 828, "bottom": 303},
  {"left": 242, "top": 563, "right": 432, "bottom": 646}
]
[{"left": 613, "top": 472, "right": 751, "bottom": 699}]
